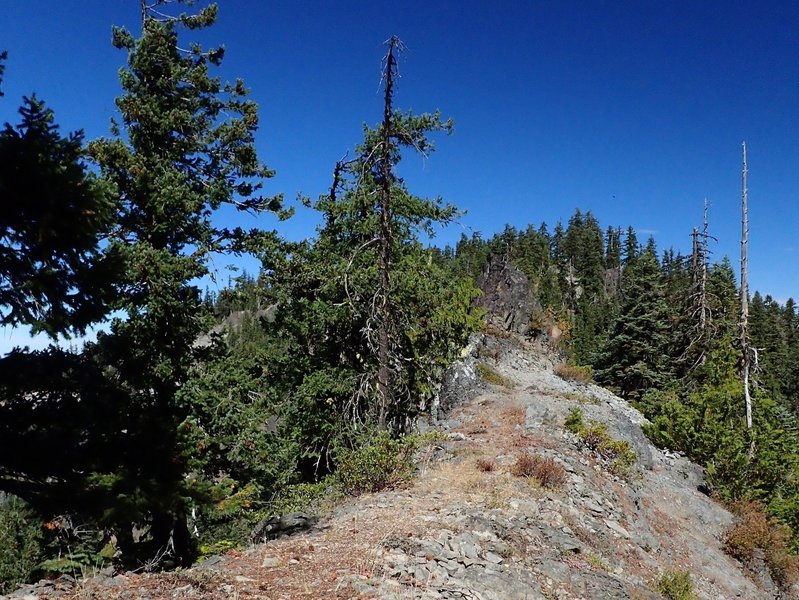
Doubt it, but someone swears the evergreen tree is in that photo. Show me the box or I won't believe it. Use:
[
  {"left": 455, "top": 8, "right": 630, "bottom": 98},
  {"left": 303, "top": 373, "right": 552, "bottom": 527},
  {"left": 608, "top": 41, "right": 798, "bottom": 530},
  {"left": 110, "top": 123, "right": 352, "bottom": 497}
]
[
  {"left": 0, "top": 96, "right": 114, "bottom": 336},
  {"left": 84, "top": 1, "right": 283, "bottom": 564},
  {"left": 594, "top": 244, "right": 671, "bottom": 400},
  {"left": 623, "top": 226, "right": 640, "bottom": 265},
  {"left": 285, "top": 46, "right": 479, "bottom": 432}
]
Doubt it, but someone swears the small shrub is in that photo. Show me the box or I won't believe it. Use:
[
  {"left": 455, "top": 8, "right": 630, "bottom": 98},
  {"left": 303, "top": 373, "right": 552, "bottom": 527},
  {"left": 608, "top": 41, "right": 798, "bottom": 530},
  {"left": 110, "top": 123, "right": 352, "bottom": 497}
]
[
  {"left": 476, "top": 458, "right": 496, "bottom": 472},
  {"left": 723, "top": 501, "right": 799, "bottom": 589},
  {"left": 198, "top": 539, "right": 236, "bottom": 561},
  {"left": 334, "top": 431, "right": 437, "bottom": 497},
  {"left": 656, "top": 570, "right": 695, "bottom": 600},
  {"left": 511, "top": 452, "right": 566, "bottom": 489},
  {"left": 604, "top": 440, "right": 637, "bottom": 476},
  {"left": 476, "top": 362, "right": 514, "bottom": 389},
  {"left": 565, "top": 407, "right": 584, "bottom": 433},
  {"left": 271, "top": 481, "right": 330, "bottom": 515},
  {"left": 0, "top": 495, "right": 42, "bottom": 594},
  {"left": 580, "top": 422, "right": 610, "bottom": 450},
  {"left": 554, "top": 363, "right": 593, "bottom": 384},
  {"left": 511, "top": 452, "right": 538, "bottom": 478},
  {"left": 587, "top": 552, "right": 609, "bottom": 571},
  {"left": 564, "top": 408, "right": 636, "bottom": 478},
  {"left": 193, "top": 480, "right": 267, "bottom": 552}
]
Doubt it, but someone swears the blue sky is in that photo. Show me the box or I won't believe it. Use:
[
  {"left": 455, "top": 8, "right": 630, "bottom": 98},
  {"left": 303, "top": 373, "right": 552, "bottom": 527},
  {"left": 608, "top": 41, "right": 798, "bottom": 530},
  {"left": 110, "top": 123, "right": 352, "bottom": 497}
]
[{"left": 1, "top": 1, "right": 798, "bottom": 350}]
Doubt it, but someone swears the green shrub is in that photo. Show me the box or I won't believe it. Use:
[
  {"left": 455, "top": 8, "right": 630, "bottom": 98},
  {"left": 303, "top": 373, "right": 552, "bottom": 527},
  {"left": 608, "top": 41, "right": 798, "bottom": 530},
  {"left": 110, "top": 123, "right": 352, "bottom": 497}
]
[
  {"left": 655, "top": 570, "right": 695, "bottom": 600},
  {"left": 190, "top": 479, "right": 261, "bottom": 548},
  {"left": 476, "top": 362, "right": 514, "bottom": 389},
  {"left": 271, "top": 481, "right": 330, "bottom": 515},
  {"left": 564, "top": 408, "right": 636, "bottom": 477},
  {"left": 35, "top": 515, "right": 116, "bottom": 578},
  {"left": 333, "top": 431, "right": 437, "bottom": 496},
  {"left": 0, "top": 495, "right": 43, "bottom": 594},
  {"left": 565, "top": 407, "right": 584, "bottom": 433}
]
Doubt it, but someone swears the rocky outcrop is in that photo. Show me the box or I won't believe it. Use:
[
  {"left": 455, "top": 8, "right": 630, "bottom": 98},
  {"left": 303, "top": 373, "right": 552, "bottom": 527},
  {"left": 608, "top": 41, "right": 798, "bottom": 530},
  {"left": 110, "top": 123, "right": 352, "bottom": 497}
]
[
  {"left": 9, "top": 333, "right": 790, "bottom": 599},
  {"left": 474, "top": 255, "right": 540, "bottom": 336},
  {"left": 251, "top": 512, "right": 317, "bottom": 543},
  {"left": 193, "top": 305, "right": 278, "bottom": 348}
]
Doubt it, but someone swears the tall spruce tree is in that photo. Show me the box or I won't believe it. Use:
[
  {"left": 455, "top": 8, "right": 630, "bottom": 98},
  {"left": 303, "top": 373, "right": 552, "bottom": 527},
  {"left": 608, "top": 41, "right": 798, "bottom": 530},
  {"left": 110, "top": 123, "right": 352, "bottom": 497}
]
[
  {"left": 86, "top": 0, "right": 283, "bottom": 564},
  {"left": 594, "top": 243, "right": 671, "bottom": 400},
  {"left": 252, "top": 37, "right": 481, "bottom": 465}
]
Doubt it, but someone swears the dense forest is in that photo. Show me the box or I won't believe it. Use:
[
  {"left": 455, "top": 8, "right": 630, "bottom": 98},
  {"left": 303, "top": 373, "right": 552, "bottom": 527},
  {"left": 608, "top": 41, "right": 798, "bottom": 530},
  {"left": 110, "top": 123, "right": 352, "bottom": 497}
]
[{"left": 1, "top": 0, "right": 798, "bottom": 593}]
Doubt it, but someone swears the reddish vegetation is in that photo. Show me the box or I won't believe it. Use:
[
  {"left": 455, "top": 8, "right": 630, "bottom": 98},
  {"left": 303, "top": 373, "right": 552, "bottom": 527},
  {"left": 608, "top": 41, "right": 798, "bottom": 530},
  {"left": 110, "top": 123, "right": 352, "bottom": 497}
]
[{"left": 511, "top": 452, "right": 567, "bottom": 489}]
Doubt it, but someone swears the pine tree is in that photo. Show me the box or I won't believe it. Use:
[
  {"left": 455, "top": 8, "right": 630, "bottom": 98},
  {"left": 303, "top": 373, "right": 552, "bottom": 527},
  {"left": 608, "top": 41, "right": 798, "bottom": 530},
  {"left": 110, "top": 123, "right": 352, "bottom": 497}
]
[{"left": 623, "top": 226, "right": 640, "bottom": 265}]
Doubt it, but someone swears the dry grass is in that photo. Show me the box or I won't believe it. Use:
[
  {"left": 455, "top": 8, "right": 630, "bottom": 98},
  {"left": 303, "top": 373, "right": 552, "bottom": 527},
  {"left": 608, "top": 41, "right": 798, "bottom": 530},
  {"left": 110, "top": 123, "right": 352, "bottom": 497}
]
[
  {"left": 511, "top": 452, "right": 567, "bottom": 489},
  {"left": 553, "top": 363, "right": 593, "bottom": 384},
  {"left": 482, "top": 322, "right": 514, "bottom": 340},
  {"left": 476, "top": 457, "right": 496, "bottom": 472},
  {"left": 476, "top": 362, "right": 515, "bottom": 389},
  {"left": 502, "top": 403, "right": 526, "bottom": 426}
]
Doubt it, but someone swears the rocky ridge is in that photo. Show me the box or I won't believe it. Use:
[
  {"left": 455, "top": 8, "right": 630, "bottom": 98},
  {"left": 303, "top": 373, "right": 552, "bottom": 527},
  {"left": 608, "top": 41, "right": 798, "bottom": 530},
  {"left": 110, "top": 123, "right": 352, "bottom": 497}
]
[{"left": 5, "top": 331, "right": 788, "bottom": 599}]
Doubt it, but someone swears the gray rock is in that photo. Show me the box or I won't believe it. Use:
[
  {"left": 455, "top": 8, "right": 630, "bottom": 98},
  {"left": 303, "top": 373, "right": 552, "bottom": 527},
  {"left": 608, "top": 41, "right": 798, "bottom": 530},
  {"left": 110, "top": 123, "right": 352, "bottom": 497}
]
[
  {"left": 251, "top": 511, "right": 317, "bottom": 542},
  {"left": 261, "top": 556, "right": 281, "bottom": 568},
  {"left": 474, "top": 254, "right": 540, "bottom": 337},
  {"left": 604, "top": 519, "right": 631, "bottom": 539}
]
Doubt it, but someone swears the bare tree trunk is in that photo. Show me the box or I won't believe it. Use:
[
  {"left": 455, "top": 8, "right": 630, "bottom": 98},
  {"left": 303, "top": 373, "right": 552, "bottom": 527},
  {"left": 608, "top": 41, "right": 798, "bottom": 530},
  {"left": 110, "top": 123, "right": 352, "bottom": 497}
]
[
  {"left": 691, "top": 227, "right": 700, "bottom": 288},
  {"left": 700, "top": 199, "right": 709, "bottom": 332},
  {"left": 740, "top": 142, "right": 753, "bottom": 431},
  {"left": 376, "top": 37, "right": 400, "bottom": 429}
]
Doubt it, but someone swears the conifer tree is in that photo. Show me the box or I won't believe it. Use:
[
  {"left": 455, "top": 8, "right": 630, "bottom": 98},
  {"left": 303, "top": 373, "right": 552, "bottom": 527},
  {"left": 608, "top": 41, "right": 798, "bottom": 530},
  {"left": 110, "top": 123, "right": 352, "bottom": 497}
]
[
  {"left": 0, "top": 96, "right": 114, "bottom": 336},
  {"left": 623, "top": 226, "right": 640, "bottom": 265},
  {"left": 594, "top": 244, "right": 671, "bottom": 400},
  {"left": 86, "top": 0, "right": 283, "bottom": 564},
  {"left": 256, "top": 37, "right": 481, "bottom": 453}
]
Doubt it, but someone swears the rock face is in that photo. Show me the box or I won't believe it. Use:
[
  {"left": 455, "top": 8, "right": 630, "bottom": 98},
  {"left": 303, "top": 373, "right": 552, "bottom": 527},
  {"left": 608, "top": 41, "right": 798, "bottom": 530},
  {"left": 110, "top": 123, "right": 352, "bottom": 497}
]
[
  {"left": 474, "top": 255, "right": 540, "bottom": 336},
  {"left": 193, "top": 305, "right": 278, "bottom": 348},
  {"left": 11, "top": 333, "right": 791, "bottom": 600},
  {"left": 436, "top": 336, "right": 484, "bottom": 417}
]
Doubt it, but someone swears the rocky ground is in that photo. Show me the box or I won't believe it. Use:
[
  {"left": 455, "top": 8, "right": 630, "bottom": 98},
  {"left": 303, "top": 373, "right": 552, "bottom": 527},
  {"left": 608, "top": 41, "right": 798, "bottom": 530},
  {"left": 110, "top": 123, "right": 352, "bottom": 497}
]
[{"left": 5, "top": 332, "right": 789, "bottom": 599}]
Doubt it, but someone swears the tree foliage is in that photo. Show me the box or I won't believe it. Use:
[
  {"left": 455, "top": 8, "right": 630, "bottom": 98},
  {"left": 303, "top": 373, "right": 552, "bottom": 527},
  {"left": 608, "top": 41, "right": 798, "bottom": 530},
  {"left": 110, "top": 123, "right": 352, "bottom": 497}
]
[{"left": 0, "top": 95, "right": 114, "bottom": 336}]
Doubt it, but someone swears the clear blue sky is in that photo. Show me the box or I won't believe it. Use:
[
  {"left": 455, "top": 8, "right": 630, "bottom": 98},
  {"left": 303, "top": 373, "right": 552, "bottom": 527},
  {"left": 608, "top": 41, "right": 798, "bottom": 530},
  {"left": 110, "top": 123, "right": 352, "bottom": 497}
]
[{"left": 2, "top": 1, "right": 798, "bottom": 350}]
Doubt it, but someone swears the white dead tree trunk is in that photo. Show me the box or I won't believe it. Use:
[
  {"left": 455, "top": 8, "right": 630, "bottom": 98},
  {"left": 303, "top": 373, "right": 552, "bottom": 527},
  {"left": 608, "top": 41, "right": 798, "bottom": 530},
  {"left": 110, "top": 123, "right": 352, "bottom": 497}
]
[
  {"left": 740, "top": 142, "right": 753, "bottom": 431},
  {"left": 700, "top": 199, "right": 710, "bottom": 332}
]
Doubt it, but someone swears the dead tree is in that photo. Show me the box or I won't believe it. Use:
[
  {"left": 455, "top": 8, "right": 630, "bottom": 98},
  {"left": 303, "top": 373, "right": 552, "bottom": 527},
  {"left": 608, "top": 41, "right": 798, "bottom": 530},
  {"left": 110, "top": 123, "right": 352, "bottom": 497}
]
[
  {"left": 740, "top": 142, "right": 753, "bottom": 431},
  {"left": 375, "top": 37, "right": 401, "bottom": 428},
  {"left": 699, "top": 199, "right": 711, "bottom": 332},
  {"left": 683, "top": 199, "right": 716, "bottom": 374}
]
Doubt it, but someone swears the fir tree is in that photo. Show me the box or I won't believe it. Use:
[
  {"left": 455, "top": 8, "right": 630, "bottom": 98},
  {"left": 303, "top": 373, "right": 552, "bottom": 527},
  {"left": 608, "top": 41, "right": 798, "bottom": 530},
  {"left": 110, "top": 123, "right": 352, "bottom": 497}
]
[
  {"left": 85, "top": 0, "right": 283, "bottom": 564},
  {"left": 594, "top": 244, "right": 671, "bottom": 400},
  {"left": 0, "top": 96, "right": 114, "bottom": 336}
]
